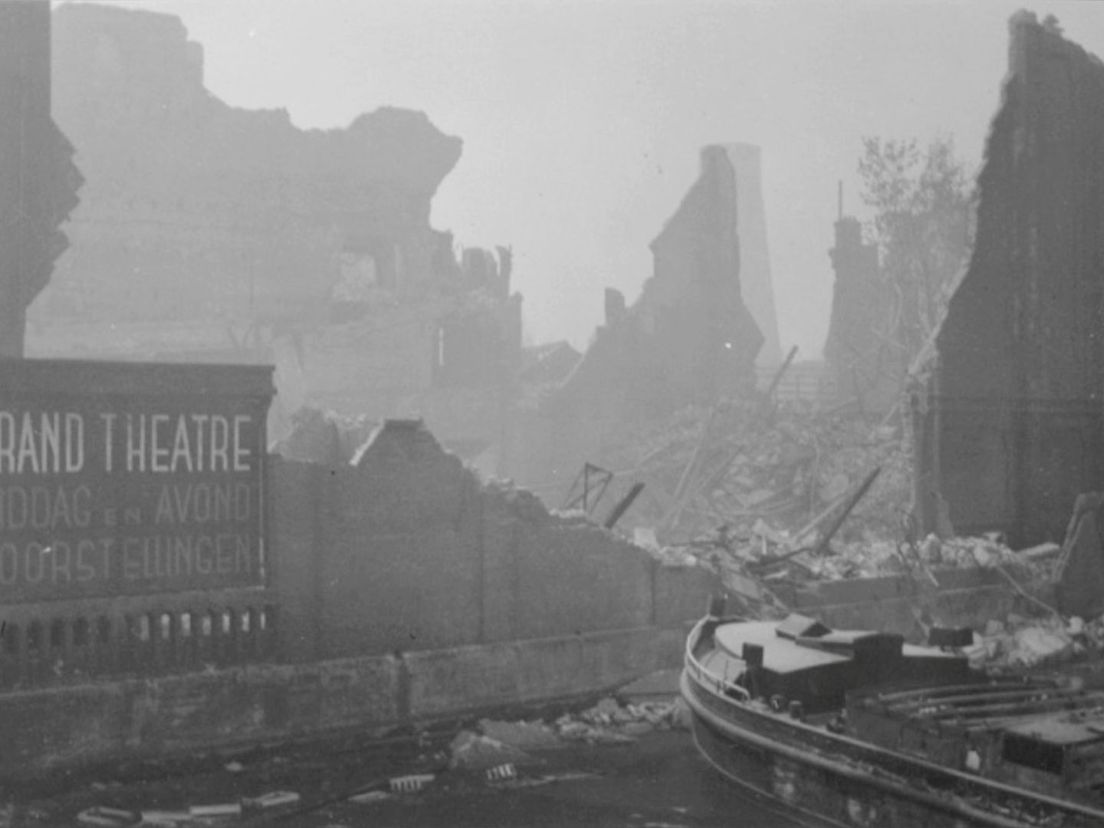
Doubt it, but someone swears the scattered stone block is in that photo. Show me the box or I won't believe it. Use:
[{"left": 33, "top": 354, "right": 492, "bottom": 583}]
[
  {"left": 449, "top": 731, "right": 529, "bottom": 771},
  {"left": 241, "top": 791, "right": 300, "bottom": 812},
  {"left": 76, "top": 808, "right": 141, "bottom": 827},
  {"left": 188, "top": 803, "right": 241, "bottom": 819},
  {"left": 479, "top": 718, "right": 560, "bottom": 749}
]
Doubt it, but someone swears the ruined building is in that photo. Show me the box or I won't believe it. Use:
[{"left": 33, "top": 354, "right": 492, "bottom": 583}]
[
  {"left": 565, "top": 144, "right": 764, "bottom": 409},
  {"left": 913, "top": 12, "right": 1104, "bottom": 546},
  {"left": 44, "top": 4, "right": 461, "bottom": 326},
  {"left": 502, "top": 145, "right": 764, "bottom": 496},
  {"left": 823, "top": 215, "right": 897, "bottom": 412},
  {"left": 33, "top": 4, "right": 521, "bottom": 460},
  {"left": 726, "top": 143, "right": 783, "bottom": 369},
  {"left": 625, "top": 144, "right": 763, "bottom": 404},
  {"left": 0, "top": 0, "right": 80, "bottom": 357}
]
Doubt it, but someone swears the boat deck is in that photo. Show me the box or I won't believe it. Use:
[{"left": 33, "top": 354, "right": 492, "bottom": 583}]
[
  {"left": 683, "top": 614, "right": 1104, "bottom": 827},
  {"left": 716, "top": 620, "right": 849, "bottom": 673}
]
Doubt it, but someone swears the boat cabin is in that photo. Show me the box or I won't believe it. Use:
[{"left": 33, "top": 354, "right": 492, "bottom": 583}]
[{"left": 708, "top": 614, "right": 970, "bottom": 713}]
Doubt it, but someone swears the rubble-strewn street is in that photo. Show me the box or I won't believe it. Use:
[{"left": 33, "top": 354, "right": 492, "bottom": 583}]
[{"left": 11, "top": 679, "right": 798, "bottom": 828}]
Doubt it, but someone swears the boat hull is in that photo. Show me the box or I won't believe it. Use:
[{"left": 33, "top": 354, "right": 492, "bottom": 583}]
[{"left": 681, "top": 668, "right": 1099, "bottom": 828}]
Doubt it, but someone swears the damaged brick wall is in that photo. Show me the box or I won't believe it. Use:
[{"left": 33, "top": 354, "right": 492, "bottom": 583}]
[
  {"left": 271, "top": 420, "right": 715, "bottom": 663},
  {"left": 914, "top": 12, "right": 1104, "bottom": 546}
]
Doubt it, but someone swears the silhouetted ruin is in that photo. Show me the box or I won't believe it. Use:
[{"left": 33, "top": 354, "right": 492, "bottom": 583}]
[
  {"left": 824, "top": 215, "right": 896, "bottom": 412},
  {"left": 0, "top": 0, "right": 80, "bottom": 357},
  {"left": 913, "top": 11, "right": 1104, "bottom": 546},
  {"left": 726, "top": 143, "right": 783, "bottom": 369},
  {"left": 38, "top": 4, "right": 522, "bottom": 462},
  {"left": 500, "top": 145, "right": 765, "bottom": 492}
]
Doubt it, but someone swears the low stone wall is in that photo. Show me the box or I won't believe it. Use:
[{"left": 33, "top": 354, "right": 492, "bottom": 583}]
[{"left": 0, "top": 626, "right": 678, "bottom": 777}]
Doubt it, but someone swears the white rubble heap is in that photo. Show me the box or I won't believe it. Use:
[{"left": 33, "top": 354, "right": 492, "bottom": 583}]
[
  {"left": 966, "top": 612, "right": 1104, "bottom": 670},
  {"left": 449, "top": 696, "right": 687, "bottom": 771},
  {"left": 552, "top": 697, "right": 685, "bottom": 743},
  {"left": 655, "top": 526, "right": 1057, "bottom": 585},
  {"left": 650, "top": 516, "right": 1094, "bottom": 672}
]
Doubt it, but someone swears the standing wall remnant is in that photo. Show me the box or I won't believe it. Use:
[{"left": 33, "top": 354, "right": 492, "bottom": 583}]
[
  {"left": 47, "top": 4, "right": 462, "bottom": 322},
  {"left": 0, "top": 0, "right": 81, "bottom": 357},
  {"left": 641, "top": 145, "right": 764, "bottom": 402},
  {"left": 913, "top": 12, "right": 1104, "bottom": 546},
  {"left": 824, "top": 216, "right": 897, "bottom": 413},
  {"left": 43, "top": 4, "right": 522, "bottom": 468},
  {"left": 503, "top": 145, "right": 764, "bottom": 491},
  {"left": 726, "top": 144, "right": 783, "bottom": 368}
]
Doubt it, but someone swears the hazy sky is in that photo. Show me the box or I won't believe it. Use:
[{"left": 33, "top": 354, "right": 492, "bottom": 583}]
[{"left": 68, "top": 1, "right": 1104, "bottom": 358}]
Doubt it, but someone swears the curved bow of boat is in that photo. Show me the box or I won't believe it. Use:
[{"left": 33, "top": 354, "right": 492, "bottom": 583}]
[{"left": 681, "top": 611, "right": 1104, "bottom": 828}]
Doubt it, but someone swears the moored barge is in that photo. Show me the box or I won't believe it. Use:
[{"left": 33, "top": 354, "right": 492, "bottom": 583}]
[{"left": 681, "top": 602, "right": 1104, "bottom": 827}]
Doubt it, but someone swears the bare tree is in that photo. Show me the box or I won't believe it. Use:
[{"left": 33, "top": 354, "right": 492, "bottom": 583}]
[{"left": 858, "top": 136, "right": 974, "bottom": 363}]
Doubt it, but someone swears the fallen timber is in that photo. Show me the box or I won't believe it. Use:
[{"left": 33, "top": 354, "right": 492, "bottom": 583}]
[{"left": 681, "top": 603, "right": 1104, "bottom": 827}]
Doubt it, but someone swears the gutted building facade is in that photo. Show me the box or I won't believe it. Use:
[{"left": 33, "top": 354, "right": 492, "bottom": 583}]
[
  {"left": 913, "top": 13, "right": 1104, "bottom": 546},
  {"left": 0, "top": 0, "right": 80, "bottom": 357},
  {"left": 501, "top": 145, "right": 764, "bottom": 495},
  {"left": 36, "top": 4, "right": 521, "bottom": 460},
  {"left": 824, "top": 215, "right": 897, "bottom": 413}
]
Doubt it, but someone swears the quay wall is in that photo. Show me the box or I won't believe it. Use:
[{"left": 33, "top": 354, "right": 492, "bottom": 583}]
[{"left": 0, "top": 626, "right": 674, "bottom": 776}]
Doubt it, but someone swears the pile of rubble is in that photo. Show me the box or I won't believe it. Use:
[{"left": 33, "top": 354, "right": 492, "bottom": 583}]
[
  {"left": 601, "top": 398, "right": 911, "bottom": 547},
  {"left": 599, "top": 399, "right": 1072, "bottom": 603},
  {"left": 656, "top": 527, "right": 1057, "bottom": 591},
  {"left": 552, "top": 697, "right": 683, "bottom": 742},
  {"left": 451, "top": 695, "right": 686, "bottom": 769},
  {"left": 966, "top": 611, "right": 1104, "bottom": 671},
  {"left": 764, "top": 532, "right": 1054, "bottom": 583},
  {"left": 68, "top": 694, "right": 687, "bottom": 826}
]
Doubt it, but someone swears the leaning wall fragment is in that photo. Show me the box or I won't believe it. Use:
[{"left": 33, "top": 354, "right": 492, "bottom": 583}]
[
  {"left": 913, "top": 12, "right": 1104, "bottom": 545},
  {"left": 503, "top": 146, "right": 764, "bottom": 492}
]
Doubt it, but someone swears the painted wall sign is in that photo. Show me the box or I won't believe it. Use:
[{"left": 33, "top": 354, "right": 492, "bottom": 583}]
[{"left": 0, "top": 359, "right": 275, "bottom": 602}]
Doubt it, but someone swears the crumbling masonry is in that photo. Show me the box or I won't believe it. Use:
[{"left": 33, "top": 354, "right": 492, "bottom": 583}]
[
  {"left": 37, "top": 4, "right": 521, "bottom": 462},
  {"left": 913, "top": 12, "right": 1104, "bottom": 546},
  {"left": 0, "top": 1, "right": 80, "bottom": 357},
  {"left": 500, "top": 145, "right": 765, "bottom": 494}
]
